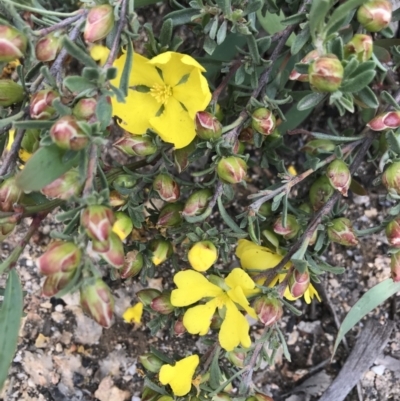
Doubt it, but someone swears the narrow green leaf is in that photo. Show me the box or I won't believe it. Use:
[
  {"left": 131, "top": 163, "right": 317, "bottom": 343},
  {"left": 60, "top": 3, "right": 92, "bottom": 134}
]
[
  {"left": 381, "top": 91, "right": 400, "bottom": 110},
  {"left": 63, "top": 36, "right": 98, "bottom": 68},
  {"left": 0, "top": 111, "right": 24, "bottom": 129},
  {"left": 163, "top": 8, "right": 200, "bottom": 26},
  {"left": 119, "top": 38, "right": 133, "bottom": 97},
  {"left": 385, "top": 131, "right": 400, "bottom": 156},
  {"left": 204, "top": 36, "right": 217, "bottom": 55},
  {"left": 275, "top": 326, "right": 291, "bottom": 362},
  {"left": 297, "top": 92, "right": 326, "bottom": 111},
  {"left": 13, "top": 120, "right": 54, "bottom": 129},
  {"left": 0, "top": 270, "right": 23, "bottom": 391},
  {"left": 256, "top": 9, "right": 296, "bottom": 46},
  {"left": 281, "top": 12, "right": 306, "bottom": 26},
  {"left": 209, "top": 347, "right": 222, "bottom": 390},
  {"left": 16, "top": 144, "right": 80, "bottom": 191},
  {"left": 325, "top": 0, "right": 366, "bottom": 34},
  {"left": 291, "top": 24, "right": 310, "bottom": 55},
  {"left": 308, "top": 0, "right": 330, "bottom": 39},
  {"left": 357, "top": 86, "right": 379, "bottom": 108},
  {"left": 217, "top": 196, "right": 247, "bottom": 235},
  {"left": 216, "top": 20, "right": 228, "bottom": 45},
  {"left": 341, "top": 70, "right": 376, "bottom": 93},
  {"left": 247, "top": 34, "right": 261, "bottom": 64},
  {"left": 333, "top": 279, "right": 400, "bottom": 356},
  {"left": 215, "top": 0, "right": 231, "bottom": 16},
  {"left": 96, "top": 95, "right": 113, "bottom": 130},
  {"left": 160, "top": 18, "right": 173, "bottom": 48},
  {"left": 64, "top": 76, "right": 97, "bottom": 93}
]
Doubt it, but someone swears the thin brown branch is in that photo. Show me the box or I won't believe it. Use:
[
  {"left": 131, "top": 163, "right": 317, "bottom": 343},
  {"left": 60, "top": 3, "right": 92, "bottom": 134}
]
[
  {"left": 0, "top": 128, "right": 25, "bottom": 176},
  {"left": 212, "top": 60, "right": 242, "bottom": 103},
  {"left": 83, "top": 144, "right": 98, "bottom": 196},
  {"left": 33, "top": 11, "right": 85, "bottom": 36}
]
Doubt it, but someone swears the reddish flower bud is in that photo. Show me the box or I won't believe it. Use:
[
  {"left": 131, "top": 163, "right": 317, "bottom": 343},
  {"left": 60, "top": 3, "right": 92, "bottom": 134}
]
[
  {"left": 386, "top": 217, "right": 400, "bottom": 248},
  {"left": 35, "top": 32, "right": 62, "bottom": 62},
  {"left": 29, "top": 89, "right": 59, "bottom": 120},
  {"left": 42, "top": 271, "right": 75, "bottom": 297},
  {"left": 273, "top": 214, "right": 300, "bottom": 240},
  {"left": 93, "top": 232, "right": 125, "bottom": 269},
  {"left": 109, "top": 190, "right": 128, "bottom": 207},
  {"left": 253, "top": 296, "right": 283, "bottom": 326},
  {"left": 149, "top": 238, "right": 173, "bottom": 266},
  {"left": 80, "top": 278, "right": 114, "bottom": 328},
  {"left": 0, "top": 176, "right": 22, "bottom": 212},
  {"left": 173, "top": 317, "right": 186, "bottom": 336},
  {"left": 344, "top": 34, "right": 373, "bottom": 62},
  {"left": 41, "top": 169, "right": 82, "bottom": 200},
  {"left": 289, "top": 50, "right": 319, "bottom": 82},
  {"left": 120, "top": 250, "right": 144, "bottom": 279},
  {"left": 156, "top": 202, "right": 184, "bottom": 227},
  {"left": 309, "top": 175, "right": 334, "bottom": 211},
  {"left": 308, "top": 54, "right": 344, "bottom": 93},
  {"left": 382, "top": 162, "right": 400, "bottom": 195},
  {"left": 153, "top": 173, "right": 180, "bottom": 202},
  {"left": 302, "top": 139, "right": 335, "bottom": 155},
  {"left": 251, "top": 108, "right": 276, "bottom": 136},
  {"left": 83, "top": 4, "right": 115, "bottom": 43},
  {"left": 288, "top": 269, "right": 310, "bottom": 299},
  {"left": 326, "top": 159, "right": 351, "bottom": 197},
  {"left": 182, "top": 188, "right": 212, "bottom": 218},
  {"left": 150, "top": 291, "right": 175, "bottom": 314},
  {"left": 226, "top": 350, "right": 246, "bottom": 368},
  {"left": 327, "top": 218, "right": 358, "bottom": 246},
  {"left": 0, "top": 221, "right": 15, "bottom": 241},
  {"left": 50, "top": 115, "right": 88, "bottom": 151},
  {"left": 357, "top": 0, "right": 392, "bottom": 32},
  {"left": 81, "top": 205, "right": 115, "bottom": 243},
  {"left": 367, "top": 111, "right": 400, "bottom": 131},
  {"left": 113, "top": 134, "right": 157, "bottom": 156},
  {"left": 72, "top": 98, "right": 97, "bottom": 120},
  {"left": 37, "top": 241, "right": 82, "bottom": 275},
  {"left": 139, "top": 353, "right": 164, "bottom": 373},
  {"left": 390, "top": 251, "right": 400, "bottom": 282},
  {"left": 137, "top": 288, "right": 162, "bottom": 307},
  {"left": 0, "top": 25, "right": 27, "bottom": 62},
  {"left": 217, "top": 156, "right": 247, "bottom": 184},
  {"left": 0, "top": 79, "right": 24, "bottom": 106},
  {"left": 195, "top": 111, "right": 222, "bottom": 140}
]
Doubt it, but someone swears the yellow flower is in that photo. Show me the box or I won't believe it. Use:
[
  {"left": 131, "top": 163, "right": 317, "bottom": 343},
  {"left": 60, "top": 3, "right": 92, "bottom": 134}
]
[
  {"left": 7, "top": 129, "right": 32, "bottom": 163},
  {"left": 111, "top": 51, "right": 211, "bottom": 149},
  {"left": 159, "top": 354, "right": 199, "bottom": 396},
  {"left": 89, "top": 44, "right": 110, "bottom": 66},
  {"left": 287, "top": 165, "right": 297, "bottom": 176},
  {"left": 112, "top": 211, "right": 133, "bottom": 241},
  {"left": 122, "top": 302, "right": 143, "bottom": 324},
  {"left": 236, "top": 239, "right": 321, "bottom": 304},
  {"left": 171, "top": 268, "right": 257, "bottom": 351},
  {"left": 188, "top": 240, "right": 218, "bottom": 272}
]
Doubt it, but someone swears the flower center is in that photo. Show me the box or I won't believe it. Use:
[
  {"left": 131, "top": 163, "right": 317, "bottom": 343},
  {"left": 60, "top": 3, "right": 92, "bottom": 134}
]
[
  {"left": 150, "top": 83, "right": 172, "bottom": 105},
  {"left": 214, "top": 293, "right": 228, "bottom": 308}
]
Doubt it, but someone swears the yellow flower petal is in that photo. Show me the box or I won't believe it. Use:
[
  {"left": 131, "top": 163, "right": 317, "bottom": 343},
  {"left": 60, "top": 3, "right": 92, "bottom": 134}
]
[
  {"left": 19, "top": 149, "right": 32, "bottom": 163},
  {"left": 219, "top": 299, "right": 251, "bottom": 351},
  {"left": 188, "top": 241, "right": 218, "bottom": 272},
  {"left": 227, "top": 286, "right": 257, "bottom": 319},
  {"left": 90, "top": 44, "right": 110, "bottom": 66},
  {"left": 6, "top": 129, "right": 14, "bottom": 151},
  {"left": 122, "top": 302, "right": 143, "bottom": 324},
  {"left": 149, "top": 96, "right": 197, "bottom": 149},
  {"left": 171, "top": 270, "right": 223, "bottom": 307},
  {"left": 159, "top": 354, "right": 199, "bottom": 396},
  {"left": 183, "top": 299, "right": 218, "bottom": 335},
  {"left": 225, "top": 268, "right": 255, "bottom": 291}
]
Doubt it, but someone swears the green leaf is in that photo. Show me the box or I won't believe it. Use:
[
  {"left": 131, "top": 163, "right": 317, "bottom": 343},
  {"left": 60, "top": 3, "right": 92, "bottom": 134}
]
[
  {"left": 291, "top": 24, "right": 310, "bottom": 55},
  {"left": 13, "top": 120, "right": 54, "bottom": 130},
  {"left": 333, "top": 279, "right": 400, "bottom": 356},
  {"left": 381, "top": 91, "right": 400, "bottom": 110},
  {"left": 385, "top": 131, "right": 400, "bottom": 156},
  {"left": 215, "top": 0, "right": 231, "bottom": 16},
  {"left": 243, "top": 0, "right": 262, "bottom": 16},
  {"left": 64, "top": 76, "right": 97, "bottom": 93},
  {"left": 63, "top": 36, "right": 98, "bottom": 68},
  {"left": 246, "top": 34, "right": 260, "bottom": 64},
  {"left": 209, "top": 347, "right": 222, "bottom": 390},
  {"left": 16, "top": 144, "right": 80, "bottom": 191},
  {"left": 160, "top": 18, "right": 173, "bottom": 48},
  {"left": 119, "top": 38, "right": 133, "bottom": 97},
  {"left": 163, "top": 8, "right": 200, "bottom": 26},
  {"left": 216, "top": 20, "right": 228, "bottom": 45},
  {"left": 0, "top": 270, "right": 23, "bottom": 391},
  {"left": 204, "top": 36, "right": 217, "bottom": 55},
  {"left": 341, "top": 70, "right": 376, "bottom": 93},
  {"left": 325, "top": 0, "right": 366, "bottom": 34},
  {"left": 281, "top": 12, "right": 307, "bottom": 26},
  {"left": 0, "top": 111, "right": 24, "bottom": 129},
  {"left": 297, "top": 92, "right": 326, "bottom": 111},
  {"left": 217, "top": 196, "right": 247, "bottom": 235},
  {"left": 96, "top": 95, "right": 112, "bottom": 130},
  {"left": 278, "top": 103, "right": 313, "bottom": 132},
  {"left": 256, "top": 9, "right": 296, "bottom": 46},
  {"left": 308, "top": 0, "right": 330, "bottom": 40},
  {"left": 356, "top": 86, "right": 379, "bottom": 108}
]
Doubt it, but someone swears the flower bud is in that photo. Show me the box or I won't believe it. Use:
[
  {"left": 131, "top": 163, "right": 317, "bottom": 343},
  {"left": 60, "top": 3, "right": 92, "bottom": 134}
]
[
  {"left": 81, "top": 205, "right": 115, "bottom": 243},
  {"left": 42, "top": 271, "right": 75, "bottom": 297},
  {"left": 156, "top": 202, "right": 184, "bottom": 227},
  {"left": 0, "top": 221, "right": 15, "bottom": 241},
  {"left": 150, "top": 291, "right": 175, "bottom": 314},
  {"left": 302, "top": 139, "right": 335, "bottom": 155},
  {"left": 35, "top": 32, "right": 62, "bottom": 62},
  {"left": 137, "top": 288, "right": 162, "bottom": 306},
  {"left": 109, "top": 190, "right": 128, "bottom": 207},
  {"left": 288, "top": 269, "right": 310, "bottom": 299},
  {"left": 299, "top": 203, "right": 312, "bottom": 214},
  {"left": 357, "top": 0, "right": 392, "bottom": 32},
  {"left": 173, "top": 317, "right": 186, "bottom": 336},
  {"left": 83, "top": 4, "right": 115, "bottom": 43},
  {"left": 112, "top": 211, "right": 133, "bottom": 241},
  {"left": 232, "top": 138, "right": 246, "bottom": 155},
  {"left": 153, "top": 174, "right": 180, "bottom": 202},
  {"left": 326, "top": 159, "right": 351, "bottom": 197},
  {"left": 217, "top": 156, "right": 247, "bottom": 184},
  {"left": 93, "top": 232, "right": 125, "bottom": 269},
  {"left": 0, "top": 79, "right": 24, "bottom": 106},
  {"left": 0, "top": 176, "right": 22, "bottom": 212},
  {"left": 195, "top": 111, "right": 222, "bottom": 140},
  {"left": 50, "top": 115, "right": 88, "bottom": 151},
  {"left": 41, "top": 169, "right": 82, "bottom": 200},
  {"left": 72, "top": 98, "right": 97, "bottom": 120},
  {"left": 139, "top": 353, "right": 164, "bottom": 373},
  {"left": 29, "top": 89, "right": 59, "bottom": 120},
  {"left": 309, "top": 175, "right": 334, "bottom": 211},
  {"left": 251, "top": 108, "right": 276, "bottom": 136},
  {"left": 308, "top": 54, "right": 344, "bottom": 93},
  {"left": 226, "top": 350, "right": 246, "bottom": 368},
  {"left": 149, "top": 238, "right": 173, "bottom": 266},
  {"left": 113, "top": 174, "right": 136, "bottom": 189},
  {"left": 289, "top": 50, "right": 319, "bottom": 82},
  {"left": 382, "top": 162, "right": 400, "bottom": 195},
  {"left": 0, "top": 25, "right": 27, "bottom": 62},
  {"left": 367, "top": 111, "right": 400, "bottom": 131},
  {"left": 142, "top": 388, "right": 159, "bottom": 401},
  {"left": 259, "top": 202, "right": 273, "bottom": 217},
  {"left": 327, "top": 218, "right": 358, "bottom": 246},
  {"left": 253, "top": 296, "right": 283, "bottom": 326},
  {"left": 273, "top": 214, "right": 300, "bottom": 240},
  {"left": 113, "top": 134, "right": 157, "bottom": 156},
  {"left": 390, "top": 251, "right": 400, "bottom": 282},
  {"left": 344, "top": 34, "right": 373, "bottom": 62},
  {"left": 120, "top": 250, "right": 143, "bottom": 279},
  {"left": 188, "top": 241, "right": 218, "bottom": 272},
  {"left": 386, "top": 217, "right": 400, "bottom": 248},
  {"left": 80, "top": 278, "right": 114, "bottom": 328},
  {"left": 182, "top": 189, "right": 212, "bottom": 217},
  {"left": 37, "top": 241, "right": 81, "bottom": 275}
]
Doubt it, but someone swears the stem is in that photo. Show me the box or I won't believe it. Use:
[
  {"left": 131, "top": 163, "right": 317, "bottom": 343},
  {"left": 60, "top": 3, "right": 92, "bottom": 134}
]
[
  {"left": 208, "top": 181, "right": 223, "bottom": 210},
  {"left": 83, "top": 144, "right": 98, "bottom": 196},
  {"left": 33, "top": 12, "right": 84, "bottom": 36},
  {"left": 1, "top": 0, "right": 81, "bottom": 17},
  {"left": 0, "top": 128, "right": 25, "bottom": 176},
  {"left": 212, "top": 59, "right": 241, "bottom": 104}
]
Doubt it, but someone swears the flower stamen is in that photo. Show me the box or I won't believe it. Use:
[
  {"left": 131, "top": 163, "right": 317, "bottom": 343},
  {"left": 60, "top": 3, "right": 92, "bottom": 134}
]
[{"left": 150, "top": 83, "right": 172, "bottom": 105}]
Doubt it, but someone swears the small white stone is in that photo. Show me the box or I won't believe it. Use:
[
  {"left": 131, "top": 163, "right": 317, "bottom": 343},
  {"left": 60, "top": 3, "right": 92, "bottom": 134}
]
[
  {"left": 55, "top": 304, "right": 63, "bottom": 312},
  {"left": 371, "top": 365, "right": 386, "bottom": 375}
]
